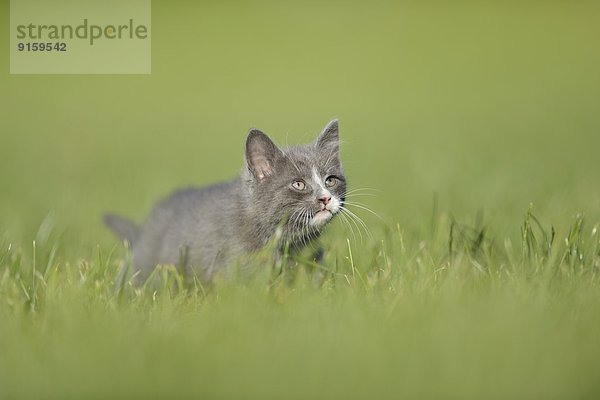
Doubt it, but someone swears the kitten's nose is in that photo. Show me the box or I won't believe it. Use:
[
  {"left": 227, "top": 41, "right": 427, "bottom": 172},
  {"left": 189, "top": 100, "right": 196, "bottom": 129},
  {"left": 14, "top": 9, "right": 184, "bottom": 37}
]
[{"left": 318, "top": 196, "right": 331, "bottom": 206}]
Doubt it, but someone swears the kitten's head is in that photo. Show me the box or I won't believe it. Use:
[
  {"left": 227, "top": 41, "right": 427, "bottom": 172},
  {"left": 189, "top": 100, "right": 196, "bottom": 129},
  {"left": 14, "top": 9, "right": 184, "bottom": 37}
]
[{"left": 244, "top": 119, "right": 346, "bottom": 241}]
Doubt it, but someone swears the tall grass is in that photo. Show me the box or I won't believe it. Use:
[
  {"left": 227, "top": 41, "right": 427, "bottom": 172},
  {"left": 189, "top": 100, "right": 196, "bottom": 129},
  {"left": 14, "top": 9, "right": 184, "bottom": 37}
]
[{"left": 1, "top": 208, "right": 599, "bottom": 398}]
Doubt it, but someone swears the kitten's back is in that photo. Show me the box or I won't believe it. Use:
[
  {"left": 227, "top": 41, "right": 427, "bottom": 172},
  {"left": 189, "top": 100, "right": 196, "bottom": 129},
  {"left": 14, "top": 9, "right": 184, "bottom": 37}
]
[{"left": 128, "top": 180, "right": 245, "bottom": 280}]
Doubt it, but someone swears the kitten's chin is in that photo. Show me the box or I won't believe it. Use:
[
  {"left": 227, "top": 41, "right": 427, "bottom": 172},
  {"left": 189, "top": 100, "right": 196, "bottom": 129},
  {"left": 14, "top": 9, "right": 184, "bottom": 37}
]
[{"left": 310, "top": 210, "right": 333, "bottom": 227}]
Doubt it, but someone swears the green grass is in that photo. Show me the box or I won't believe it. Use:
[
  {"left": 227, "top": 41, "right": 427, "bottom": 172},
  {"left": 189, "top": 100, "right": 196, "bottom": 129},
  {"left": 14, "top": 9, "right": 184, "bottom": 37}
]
[
  {"left": 1, "top": 211, "right": 600, "bottom": 398},
  {"left": 2, "top": 1, "right": 600, "bottom": 398}
]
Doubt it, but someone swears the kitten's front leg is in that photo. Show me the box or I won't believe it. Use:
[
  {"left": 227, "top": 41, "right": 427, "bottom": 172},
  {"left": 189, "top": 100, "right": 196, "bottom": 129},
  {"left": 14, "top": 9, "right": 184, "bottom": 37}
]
[
  {"left": 272, "top": 241, "right": 327, "bottom": 284},
  {"left": 311, "top": 246, "right": 329, "bottom": 286},
  {"left": 312, "top": 246, "right": 324, "bottom": 264}
]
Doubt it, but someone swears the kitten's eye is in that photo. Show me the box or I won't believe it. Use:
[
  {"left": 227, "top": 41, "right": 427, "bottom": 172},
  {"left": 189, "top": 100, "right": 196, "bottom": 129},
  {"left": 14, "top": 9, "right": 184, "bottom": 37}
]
[
  {"left": 325, "top": 176, "right": 338, "bottom": 187},
  {"left": 291, "top": 180, "right": 306, "bottom": 191}
]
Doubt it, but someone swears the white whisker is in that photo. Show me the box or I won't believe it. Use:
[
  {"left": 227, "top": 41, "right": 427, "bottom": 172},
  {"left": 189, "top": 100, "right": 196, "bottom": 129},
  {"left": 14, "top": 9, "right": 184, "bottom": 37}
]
[
  {"left": 341, "top": 207, "right": 372, "bottom": 240},
  {"left": 343, "top": 201, "right": 383, "bottom": 220},
  {"left": 344, "top": 187, "right": 382, "bottom": 195},
  {"left": 340, "top": 208, "right": 365, "bottom": 243},
  {"left": 339, "top": 211, "right": 357, "bottom": 243},
  {"left": 343, "top": 193, "right": 379, "bottom": 198},
  {"left": 284, "top": 151, "right": 302, "bottom": 174},
  {"left": 323, "top": 150, "right": 336, "bottom": 171}
]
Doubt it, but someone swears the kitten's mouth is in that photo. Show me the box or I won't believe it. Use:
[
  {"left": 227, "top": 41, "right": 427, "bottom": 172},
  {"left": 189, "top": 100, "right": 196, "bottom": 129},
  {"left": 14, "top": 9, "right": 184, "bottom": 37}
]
[{"left": 311, "top": 209, "right": 335, "bottom": 227}]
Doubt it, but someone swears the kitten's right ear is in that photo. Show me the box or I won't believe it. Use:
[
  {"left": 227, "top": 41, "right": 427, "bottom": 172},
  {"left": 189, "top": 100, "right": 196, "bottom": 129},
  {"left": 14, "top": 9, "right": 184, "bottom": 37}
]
[
  {"left": 315, "top": 119, "right": 339, "bottom": 152},
  {"left": 246, "top": 129, "right": 281, "bottom": 182}
]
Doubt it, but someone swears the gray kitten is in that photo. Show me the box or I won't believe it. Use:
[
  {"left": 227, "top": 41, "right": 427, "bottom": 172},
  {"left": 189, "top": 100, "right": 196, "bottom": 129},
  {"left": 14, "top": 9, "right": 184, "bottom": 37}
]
[{"left": 104, "top": 119, "right": 346, "bottom": 282}]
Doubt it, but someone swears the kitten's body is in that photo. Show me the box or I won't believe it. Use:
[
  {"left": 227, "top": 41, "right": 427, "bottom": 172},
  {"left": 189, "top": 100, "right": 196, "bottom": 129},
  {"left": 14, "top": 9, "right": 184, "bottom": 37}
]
[{"left": 105, "top": 120, "right": 345, "bottom": 282}]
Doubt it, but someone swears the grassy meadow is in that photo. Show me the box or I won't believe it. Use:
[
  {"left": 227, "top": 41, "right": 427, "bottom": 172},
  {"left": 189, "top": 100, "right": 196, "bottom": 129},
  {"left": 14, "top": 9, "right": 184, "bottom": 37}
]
[{"left": 2, "top": 1, "right": 600, "bottom": 398}]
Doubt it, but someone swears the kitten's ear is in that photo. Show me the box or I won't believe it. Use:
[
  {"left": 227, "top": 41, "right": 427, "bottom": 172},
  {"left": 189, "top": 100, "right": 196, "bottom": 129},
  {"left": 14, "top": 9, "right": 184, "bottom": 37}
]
[
  {"left": 315, "top": 119, "right": 339, "bottom": 153},
  {"left": 246, "top": 129, "right": 282, "bottom": 182}
]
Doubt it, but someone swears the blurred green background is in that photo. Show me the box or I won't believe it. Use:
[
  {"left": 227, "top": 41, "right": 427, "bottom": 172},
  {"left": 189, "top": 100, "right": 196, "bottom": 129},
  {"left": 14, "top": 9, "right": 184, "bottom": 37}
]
[
  {"left": 2, "top": 1, "right": 599, "bottom": 252},
  {"left": 2, "top": 1, "right": 600, "bottom": 398}
]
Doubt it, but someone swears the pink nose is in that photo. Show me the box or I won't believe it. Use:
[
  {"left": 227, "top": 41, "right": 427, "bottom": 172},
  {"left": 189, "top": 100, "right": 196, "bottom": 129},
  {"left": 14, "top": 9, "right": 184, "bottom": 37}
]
[{"left": 319, "top": 196, "right": 331, "bottom": 206}]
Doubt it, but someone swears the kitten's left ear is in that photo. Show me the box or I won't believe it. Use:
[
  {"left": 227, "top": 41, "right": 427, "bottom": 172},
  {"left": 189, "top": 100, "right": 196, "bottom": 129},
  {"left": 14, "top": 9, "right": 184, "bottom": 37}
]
[
  {"left": 246, "top": 128, "right": 282, "bottom": 182},
  {"left": 315, "top": 119, "right": 339, "bottom": 153}
]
